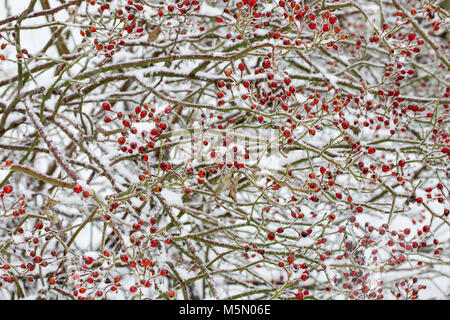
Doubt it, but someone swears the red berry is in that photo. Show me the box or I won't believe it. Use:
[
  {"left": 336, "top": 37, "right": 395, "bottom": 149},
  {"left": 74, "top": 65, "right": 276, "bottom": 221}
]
[
  {"left": 150, "top": 239, "right": 158, "bottom": 247},
  {"left": 118, "top": 137, "right": 126, "bottom": 145},
  {"left": 102, "top": 102, "right": 111, "bottom": 111},
  {"left": 198, "top": 170, "right": 206, "bottom": 178},
  {"left": 3, "top": 185, "right": 12, "bottom": 194},
  {"left": 295, "top": 292, "right": 304, "bottom": 300},
  {"left": 160, "top": 162, "right": 170, "bottom": 171},
  {"left": 329, "top": 15, "right": 337, "bottom": 25}
]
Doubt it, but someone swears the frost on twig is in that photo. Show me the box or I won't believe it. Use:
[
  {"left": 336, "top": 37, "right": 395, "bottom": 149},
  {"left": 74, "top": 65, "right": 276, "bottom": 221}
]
[{"left": 24, "top": 102, "right": 79, "bottom": 182}]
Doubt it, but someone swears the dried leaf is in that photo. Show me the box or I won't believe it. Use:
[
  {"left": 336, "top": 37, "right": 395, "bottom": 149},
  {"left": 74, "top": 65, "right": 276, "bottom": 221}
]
[
  {"left": 349, "top": 125, "right": 361, "bottom": 135},
  {"left": 214, "top": 169, "right": 233, "bottom": 196},
  {"left": 43, "top": 197, "right": 59, "bottom": 225},
  {"left": 43, "top": 197, "right": 59, "bottom": 209},
  {"left": 147, "top": 27, "right": 161, "bottom": 42},
  {"left": 43, "top": 208, "right": 59, "bottom": 226},
  {"left": 228, "top": 172, "right": 240, "bottom": 202}
]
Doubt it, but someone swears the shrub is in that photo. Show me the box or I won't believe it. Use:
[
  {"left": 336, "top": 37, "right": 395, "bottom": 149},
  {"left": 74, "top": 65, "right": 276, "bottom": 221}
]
[{"left": 0, "top": 0, "right": 448, "bottom": 300}]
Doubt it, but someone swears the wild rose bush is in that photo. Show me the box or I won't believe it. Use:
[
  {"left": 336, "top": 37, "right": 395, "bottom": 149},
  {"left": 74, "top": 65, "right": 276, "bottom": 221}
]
[{"left": 0, "top": 0, "right": 448, "bottom": 300}]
